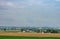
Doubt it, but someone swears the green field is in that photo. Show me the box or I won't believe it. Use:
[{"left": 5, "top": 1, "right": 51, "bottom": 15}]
[{"left": 0, "top": 36, "right": 60, "bottom": 39}]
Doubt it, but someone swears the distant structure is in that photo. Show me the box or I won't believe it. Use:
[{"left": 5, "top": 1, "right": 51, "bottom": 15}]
[{"left": 0, "top": 26, "right": 60, "bottom": 33}]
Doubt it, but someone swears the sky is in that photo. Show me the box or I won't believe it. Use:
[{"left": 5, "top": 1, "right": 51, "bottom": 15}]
[{"left": 0, "top": 0, "right": 60, "bottom": 27}]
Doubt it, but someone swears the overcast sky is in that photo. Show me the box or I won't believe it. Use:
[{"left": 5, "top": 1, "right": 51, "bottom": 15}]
[{"left": 0, "top": 0, "right": 60, "bottom": 27}]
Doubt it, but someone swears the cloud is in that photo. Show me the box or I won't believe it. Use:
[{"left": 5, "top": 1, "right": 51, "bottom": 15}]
[
  {"left": 0, "top": 0, "right": 60, "bottom": 27},
  {"left": 6, "top": 2, "right": 14, "bottom": 7},
  {"left": 0, "top": 1, "right": 15, "bottom": 8},
  {"left": 0, "top": 0, "right": 55, "bottom": 8}
]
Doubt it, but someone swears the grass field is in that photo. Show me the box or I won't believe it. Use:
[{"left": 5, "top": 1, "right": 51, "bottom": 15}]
[{"left": 0, "top": 36, "right": 60, "bottom": 39}]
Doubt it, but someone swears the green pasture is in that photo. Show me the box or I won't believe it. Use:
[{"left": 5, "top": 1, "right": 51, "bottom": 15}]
[{"left": 0, "top": 36, "right": 60, "bottom": 39}]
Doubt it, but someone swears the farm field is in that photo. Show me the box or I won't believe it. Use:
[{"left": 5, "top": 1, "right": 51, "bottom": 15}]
[
  {"left": 0, "top": 32, "right": 60, "bottom": 37},
  {"left": 0, "top": 36, "right": 60, "bottom": 39}
]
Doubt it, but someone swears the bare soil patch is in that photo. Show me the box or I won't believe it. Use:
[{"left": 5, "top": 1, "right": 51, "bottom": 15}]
[{"left": 0, "top": 32, "right": 60, "bottom": 37}]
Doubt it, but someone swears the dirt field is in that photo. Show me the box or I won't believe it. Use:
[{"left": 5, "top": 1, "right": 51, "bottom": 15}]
[{"left": 0, "top": 32, "right": 60, "bottom": 37}]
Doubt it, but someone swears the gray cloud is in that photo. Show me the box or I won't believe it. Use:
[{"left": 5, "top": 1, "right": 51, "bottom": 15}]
[{"left": 0, "top": 0, "right": 60, "bottom": 27}]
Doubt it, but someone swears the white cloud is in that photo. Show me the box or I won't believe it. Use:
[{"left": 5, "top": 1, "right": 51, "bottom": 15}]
[
  {"left": 0, "top": 0, "right": 47, "bottom": 8},
  {"left": 0, "top": 1, "right": 15, "bottom": 7},
  {"left": 6, "top": 2, "right": 14, "bottom": 7}
]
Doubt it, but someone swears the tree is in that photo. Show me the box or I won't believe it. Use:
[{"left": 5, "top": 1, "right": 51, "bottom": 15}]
[
  {"left": 21, "top": 29, "right": 24, "bottom": 32},
  {"left": 51, "top": 30, "right": 58, "bottom": 33},
  {"left": 4, "top": 28, "right": 6, "bottom": 31}
]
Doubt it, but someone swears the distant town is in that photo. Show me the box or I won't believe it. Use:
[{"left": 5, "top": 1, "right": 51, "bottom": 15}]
[{"left": 0, "top": 26, "right": 60, "bottom": 33}]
